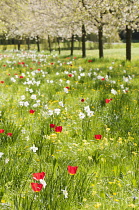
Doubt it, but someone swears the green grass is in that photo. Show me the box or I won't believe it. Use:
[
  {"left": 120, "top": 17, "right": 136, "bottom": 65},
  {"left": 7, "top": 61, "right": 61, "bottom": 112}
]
[
  {"left": 1, "top": 42, "right": 139, "bottom": 61},
  {"left": 1, "top": 50, "right": 139, "bottom": 209}
]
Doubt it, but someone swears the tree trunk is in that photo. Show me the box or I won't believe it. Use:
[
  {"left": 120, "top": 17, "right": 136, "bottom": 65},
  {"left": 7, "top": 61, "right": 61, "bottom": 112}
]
[
  {"left": 36, "top": 35, "right": 40, "bottom": 52},
  {"left": 71, "top": 34, "right": 74, "bottom": 56},
  {"left": 126, "top": 25, "right": 132, "bottom": 61},
  {"left": 98, "top": 25, "right": 103, "bottom": 58},
  {"left": 26, "top": 38, "right": 30, "bottom": 50},
  {"left": 57, "top": 37, "right": 61, "bottom": 54},
  {"left": 18, "top": 40, "right": 21, "bottom": 51},
  {"left": 48, "top": 35, "right": 52, "bottom": 53},
  {"left": 82, "top": 24, "right": 86, "bottom": 58}
]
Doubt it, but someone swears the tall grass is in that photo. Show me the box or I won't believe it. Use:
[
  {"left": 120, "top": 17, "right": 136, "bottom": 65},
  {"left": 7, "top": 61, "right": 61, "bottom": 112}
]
[{"left": 0, "top": 50, "right": 139, "bottom": 209}]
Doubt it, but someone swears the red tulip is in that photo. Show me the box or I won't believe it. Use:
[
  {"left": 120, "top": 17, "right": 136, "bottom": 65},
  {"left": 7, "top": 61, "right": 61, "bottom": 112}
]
[
  {"left": 65, "top": 87, "right": 69, "bottom": 89},
  {"left": 31, "top": 183, "right": 43, "bottom": 192},
  {"left": 101, "top": 78, "right": 105, "bottom": 80},
  {"left": 105, "top": 99, "right": 112, "bottom": 103},
  {"left": 7, "top": 133, "right": 13, "bottom": 137},
  {"left": 94, "top": 135, "right": 102, "bottom": 140},
  {"left": 105, "top": 99, "right": 111, "bottom": 103},
  {"left": 55, "top": 126, "right": 62, "bottom": 133},
  {"left": 0, "top": 129, "right": 4, "bottom": 133},
  {"left": 0, "top": 81, "right": 4, "bottom": 83},
  {"left": 32, "top": 172, "right": 45, "bottom": 180},
  {"left": 29, "top": 110, "right": 35, "bottom": 114},
  {"left": 68, "top": 74, "right": 72, "bottom": 77},
  {"left": 81, "top": 99, "right": 85, "bottom": 102},
  {"left": 88, "top": 60, "right": 93, "bottom": 63},
  {"left": 67, "top": 166, "right": 78, "bottom": 175},
  {"left": 19, "top": 76, "right": 24, "bottom": 78},
  {"left": 50, "top": 124, "right": 56, "bottom": 128},
  {"left": 38, "top": 69, "right": 41, "bottom": 71}
]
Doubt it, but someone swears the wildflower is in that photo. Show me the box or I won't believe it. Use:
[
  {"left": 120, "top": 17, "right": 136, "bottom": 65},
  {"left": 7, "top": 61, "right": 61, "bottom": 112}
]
[
  {"left": 81, "top": 99, "right": 85, "bottom": 102},
  {"left": 31, "top": 94, "right": 37, "bottom": 100},
  {"left": 31, "top": 183, "right": 43, "bottom": 192},
  {"left": 79, "top": 112, "right": 85, "bottom": 119},
  {"left": 7, "top": 133, "right": 13, "bottom": 137},
  {"left": 19, "top": 76, "right": 24, "bottom": 78},
  {"left": 21, "top": 95, "right": 26, "bottom": 100},
  {"left": 32, "top": 172, "right": 45, "bottom": 180},
  {"left": 64, "top": 87, "right": 69, "bottom": 93},
  {"left": 59, "top": 101, "right": 64, "bottom": 107},
  {"left": 61, "top": 187, "right": 68, "bottom": 198},
  {"left": 55, "top": 126, "right": 62, "bottom": 133},
  {"left": 68, "top": 74, "right": 72, "bottom": 77},
  {"left": 29, "top": 110, "right": 35, "bottom": 114},
  {"left": 94, "top": 135, "right": 102, "bottom": 140},
  {"left": 47, "top": 109, "right": 53, "bottom": 116},
  {"left": 105, "top": 99, "right": 112, "bottom": 103},
  {"left": 0, "top": 81, "right": 4, "bottom": 83},
  {"left": 84, "top": 105, "right": 90, "bottom": 112},
  {"left": 30, "top": 144, "right": 38, "bottom": 153},
  {"left": 0, "top": 152, "right": 4, "bottom": 158},
  {"left": 111, "top": 89, "right": 117, "bottom": 95},
  {"left": 88, "top": 60, "right": 93, "bottom": 62},
  {"left": 54, "top": 108, "right": 61, "bottom": 115},
  {"left": 40, "top": 179, "right": 47, "bottom": 188},
  {"left": 50, "top": 124, "right": 56, "bottom": 128},
  {"left": 24, "top": 101, "right": 29, "bottom": 107},
  {"left": 86, "top": 110, "right": 94, "bottom": 117},
  {"left": 67, "top": 165, "right": 78, "bottom": 175},
  {"left": 0, "top": 129, "right": 4, "bottom": 133}
]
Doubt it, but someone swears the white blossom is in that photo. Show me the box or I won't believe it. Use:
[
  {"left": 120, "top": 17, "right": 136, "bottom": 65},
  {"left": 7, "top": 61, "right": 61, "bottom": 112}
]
[{"left": 30, "top": 144, "right": 38, "bottom": 153}]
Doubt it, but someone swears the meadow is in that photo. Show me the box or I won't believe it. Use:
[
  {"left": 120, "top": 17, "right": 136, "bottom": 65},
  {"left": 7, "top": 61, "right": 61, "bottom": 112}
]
[{"left": 1, "top": 48, "right": 139, "bottom": 210}]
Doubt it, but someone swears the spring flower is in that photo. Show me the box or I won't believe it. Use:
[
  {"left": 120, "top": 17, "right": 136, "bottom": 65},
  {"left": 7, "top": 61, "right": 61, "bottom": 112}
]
[
  {"left": 86, "top": 110, "right": 94, "bottom": 117},
  {"left": 30, "top": 144, "right": 38, "bottom": 153},
  {"left": 79, "top": 112, "right": 85, "bottom": 119},
  {"left": 29, "top": 110, "right": 35, "bottom": 114},
  {"left": 55, "top": 126, "right": 62, "bottom": 133},
  {"left": 32, "top": 172, "right": 45, "bottom": 180},
  {"left": 64, "top": 87, "right": 69, "bottom": 93},
  {"left": 0, "top": 152, "right": 4, "bottom": 158},
  {"left": 94, "top": 135, "right": 102, "bottom": 140},
  {"left": 24, "top": 101, "right": 29, "bottom": 107},
  {"left": 7, "top": 133, "right": 13, "bottom": 137},
  {"left": 68, "top": 74, "right": 72, "bottom": 77},
  {"left": 19, "top": 76, "right": 24, "bottom": 78},
  {"left": 31, "top": 183, "right": 43, "bottom": 192},
  {"left": 61, "top": 187, "right": 68, "bottom": 198},
  {"left": 40, "top": 179, "right": 47, "bottom": 188},
  {"left": 101, "top": 78, "right": 105, "bottom": 80},
  {"left": 21, "top": 95, "right": 25, "bottom": 100},
  {"left": 47, "top": 109, "right": 53, "bottom": 116},
  {"left": 0, "top": 81, "right": 4, "bottom": 83},
  {"left": 105, "top": 99, "right": 112, "bottom": 103},
  {"left": 50, "top": 124, "right": 56, "bottom": 128},
  {"left": 81, "top": 99, "right": 85, "bottom": 102},
  {"left": 88, "top": 60, "right": 93, "bottom": 62},
  {"left": 0, "top": 129, "right": 4, "bottom": 133},
  {"left": 54, "top": 108, "right": 61, "bottom": 115},
  {"left": 84, "top": 106, "right": 90, "bottom": 112},
  {"left": 59, "top": 101, "right": 64, "bottom": 107},
  {"left": 67, "top": 165, "right": 78, "bottom": 175},
  {"left": 111, "top": 89, "right": 117, "bottom": 95},
  {"left": 31, "top": 94, "right": 37, "bottom": 100}
]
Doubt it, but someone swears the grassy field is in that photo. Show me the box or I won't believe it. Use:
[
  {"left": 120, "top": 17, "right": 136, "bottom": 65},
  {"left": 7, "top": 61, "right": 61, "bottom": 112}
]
[
  {"left": 1, "top": 42, "right": 139, "bottom": 61},
  {"left": 1, "top": 49, "right": 139, "bottom": 209}
]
